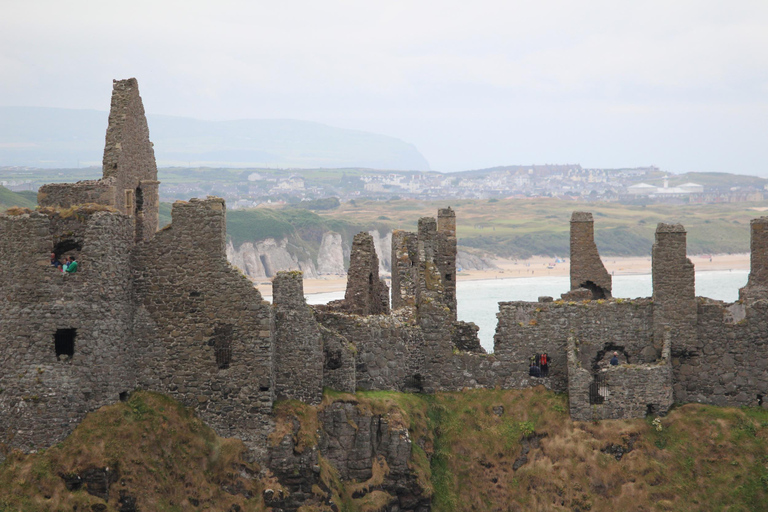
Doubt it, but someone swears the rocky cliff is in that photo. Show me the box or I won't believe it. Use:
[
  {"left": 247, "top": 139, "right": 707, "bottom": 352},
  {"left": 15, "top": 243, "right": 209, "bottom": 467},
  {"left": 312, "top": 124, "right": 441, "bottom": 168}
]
[{"left": 227, "top": 229, "right": 497, "bottom": 281}]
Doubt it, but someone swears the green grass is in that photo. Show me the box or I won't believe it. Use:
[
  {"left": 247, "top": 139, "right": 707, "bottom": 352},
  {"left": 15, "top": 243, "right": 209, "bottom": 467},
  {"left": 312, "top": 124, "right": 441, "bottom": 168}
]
[
  {"left": 0, "top": 391, "right": 266, "bottom": 511},
  {"left": 0, "top": 186, "right": 36, "bottom": 210}
]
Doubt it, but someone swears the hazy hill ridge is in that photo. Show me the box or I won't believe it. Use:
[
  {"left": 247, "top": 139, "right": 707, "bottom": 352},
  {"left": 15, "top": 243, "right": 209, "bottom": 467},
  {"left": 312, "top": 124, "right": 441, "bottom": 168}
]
[{"left": 0, "top": 106, "right": 430, "bottom": 171}]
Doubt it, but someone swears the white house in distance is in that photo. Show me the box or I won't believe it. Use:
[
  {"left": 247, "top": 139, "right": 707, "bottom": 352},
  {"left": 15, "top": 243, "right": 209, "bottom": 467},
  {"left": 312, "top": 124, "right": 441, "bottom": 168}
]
[{"left": 627, "top": 176, "right": 703, "bottom": 196}]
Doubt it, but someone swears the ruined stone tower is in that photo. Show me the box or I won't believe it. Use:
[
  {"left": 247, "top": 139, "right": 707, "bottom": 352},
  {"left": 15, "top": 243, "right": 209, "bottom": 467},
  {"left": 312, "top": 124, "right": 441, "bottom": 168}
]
[
  {"left": 567, "top": 211, "right": 612, "bottom": 299},
  {"left": 38, "top": 78, "right": 159, "bottom": 242}
]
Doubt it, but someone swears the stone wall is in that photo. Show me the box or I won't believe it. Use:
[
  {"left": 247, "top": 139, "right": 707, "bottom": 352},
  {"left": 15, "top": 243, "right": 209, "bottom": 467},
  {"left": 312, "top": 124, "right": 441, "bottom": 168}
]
[
  {"left": 131, "top": 197, "right": 274, "bottom": 455},
  {"left": 567, "top": 335, "right": 673, "bottom": 422},
  {"left": 391, "top": 230, "right": 418, "bottom": 309},
  {"left": 38, "top": 178, "right": 117, "bottom": 210},
  {"left": 652, "top": 223, "right": 697, "bottom": 355},
  {"left": 436, "top": 207, "right": 457, "bottom": 321},
  {"left": 0, "top": 209, "right": 135, "bottom": 456},
  {"left": 493, "top": 299, "right": 656, "bottom": 393},
  {"left": 341, "top": 232, "right": 389, "bottom": 316},
  {"left": 672, "top": 299, "right": 768, "bottom": 407},
  {"left": 320, "top": 325, "right": 356, "bottom": 393},
  {"left": 314, "top": 309, "right": 425, "bottom": 392},
  {"left": 740, "top": 217, "right": 768, "bottom": 301},
  {"left": 272, "top": 271, "right": 324, "bottom": 405},
  {"left": 567, "top": 211, "right": 612, "bottom": 299}
]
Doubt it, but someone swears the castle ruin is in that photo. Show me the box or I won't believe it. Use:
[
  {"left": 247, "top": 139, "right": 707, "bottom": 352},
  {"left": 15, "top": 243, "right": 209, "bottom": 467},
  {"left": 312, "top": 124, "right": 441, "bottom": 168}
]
[{"left": 3, "top": 79, "right": 768, "bottom": 477}]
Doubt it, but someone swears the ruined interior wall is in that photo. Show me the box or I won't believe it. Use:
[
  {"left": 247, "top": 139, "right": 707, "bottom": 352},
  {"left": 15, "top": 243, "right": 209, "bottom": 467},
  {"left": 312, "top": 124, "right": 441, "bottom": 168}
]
[
  {"left": 569, "top": 211, "right": 612, "bottom": 298},
  {"left": 494, "top": 299, "right": 655, "bottom": 392},
  {"left": 672, "top": 300, "right": 768, "bottom": 407},
  {"left": 568, "top": 333, "right": 673, "bottom": 422},
  {"left": 652, "top": 223, "right": 697, "bottom": 354},
  {"left": 343, "top": 232, "right": 389, "bottom": 316},
  {"left": 131, "top": 197, "right": 273, "bottom": 453},
  {"left": 272, "top": 271, "right": 324, "bottom": 405},
  {"left": 390, "top": 230, "right": 418, "bottom": 310},
  {"left": 320, "top": 325, "right": 356, "bottom": 394},
  {"left": 37, "top": 178, "right": 117, "bottom": 210},
  {"left": 0, "top": 211, "right": 135, "bottom": 456},
  {"left": 740, "top": 217, "right": 768, "bottom": 301},
  {"left": 314, "top": 310, "right": 425, "bottom": 392}
]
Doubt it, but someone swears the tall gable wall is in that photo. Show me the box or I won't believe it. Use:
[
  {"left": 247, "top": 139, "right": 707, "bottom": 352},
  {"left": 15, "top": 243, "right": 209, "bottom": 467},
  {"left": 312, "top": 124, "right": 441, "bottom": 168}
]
[
  {"left": 131, "top": 197, "right": 273, "bottom": 453},
  {"left": 272, "top": 271, "right": 324, "bottom": 405}
]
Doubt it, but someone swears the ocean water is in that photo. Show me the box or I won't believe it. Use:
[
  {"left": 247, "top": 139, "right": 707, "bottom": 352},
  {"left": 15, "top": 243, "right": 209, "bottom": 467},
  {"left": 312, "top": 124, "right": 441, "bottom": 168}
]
[{"left": 302, "top": 270, "right": 750, "bottom": 353}]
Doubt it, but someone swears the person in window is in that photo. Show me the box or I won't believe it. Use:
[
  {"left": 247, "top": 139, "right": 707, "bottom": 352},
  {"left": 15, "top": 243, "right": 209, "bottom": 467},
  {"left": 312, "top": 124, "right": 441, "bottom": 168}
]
[
  {"left": 50, "top": 252, "right": 62, "bottom": 269},
  {"left": 65, "top": 256, "right": 78, "bottom": 273},
  {"left": 610, "top": 351, "right": 619, "bottom": 366}
]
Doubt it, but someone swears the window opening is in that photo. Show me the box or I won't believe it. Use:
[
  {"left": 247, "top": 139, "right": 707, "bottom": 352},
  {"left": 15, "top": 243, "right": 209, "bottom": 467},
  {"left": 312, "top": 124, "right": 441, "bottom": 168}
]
[
  {"left": 212, "top": 325, "right": 233, "bottom": 369},
  {"left": 55, "top": 328, "right": 76, "bottom": 359},
  {"left": 53, "top": 239, "right": 82, "bottom": 258},
  {"left": 589, "top": 373, "right": 606, "bottom": 405},
  {"left": 134, "top": 186, "right": 144, "bottom": 214}
]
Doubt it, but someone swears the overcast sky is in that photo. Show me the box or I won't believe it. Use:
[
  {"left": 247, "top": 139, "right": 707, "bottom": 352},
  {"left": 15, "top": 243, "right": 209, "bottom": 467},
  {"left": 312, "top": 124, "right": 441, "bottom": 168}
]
[{"left": 2, "top": 1, "right": 767, "bottom": 175}]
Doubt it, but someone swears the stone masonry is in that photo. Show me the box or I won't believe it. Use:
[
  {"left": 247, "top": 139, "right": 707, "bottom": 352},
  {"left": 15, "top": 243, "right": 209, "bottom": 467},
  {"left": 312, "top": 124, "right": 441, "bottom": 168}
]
[
  {"left": 272, "top": 271, "right": 324, "bottom": 405},
  {"left": 5, "top": 79, "right": 768, "bottom": 496},
  {"left": 38, "top": 78, "right": 159, "bottom": 243},
  {"left": 338, "top": 232, "right": 390, "bottom": 316},
  {"left": 652, "top": 223, "right": 697, "bottom": 355},
  {"left": 566, "top": 211, "right": 612, "bottom": 299},
  {"left": 740, "top": 216, "right": 768, "bottom": 301}
]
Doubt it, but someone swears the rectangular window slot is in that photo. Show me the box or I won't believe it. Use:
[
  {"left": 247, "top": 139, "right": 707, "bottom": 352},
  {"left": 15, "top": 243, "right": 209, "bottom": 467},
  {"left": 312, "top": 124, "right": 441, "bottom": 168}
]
[{"left": 55, "top": 328, "right": 76, "bottom": 360}]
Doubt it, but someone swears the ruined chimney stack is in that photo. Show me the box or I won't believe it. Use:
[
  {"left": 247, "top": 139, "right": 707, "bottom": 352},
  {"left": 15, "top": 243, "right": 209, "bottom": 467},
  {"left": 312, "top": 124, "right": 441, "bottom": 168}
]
[
  {"left": 740, "top": 217, "right": 768, "bottom": 302},
  {"left": 652, "top": 223, "right": 696, "bottom": 353},
  {"left": 567, "top": 211, "right": 612, "bottom": 299}
]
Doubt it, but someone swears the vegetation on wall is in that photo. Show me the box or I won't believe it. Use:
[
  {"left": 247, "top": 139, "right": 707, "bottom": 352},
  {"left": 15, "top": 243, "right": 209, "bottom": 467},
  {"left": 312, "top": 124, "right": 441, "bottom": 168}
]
[{"left": 2, "top": 388, "right": 767, "bottom": 511}]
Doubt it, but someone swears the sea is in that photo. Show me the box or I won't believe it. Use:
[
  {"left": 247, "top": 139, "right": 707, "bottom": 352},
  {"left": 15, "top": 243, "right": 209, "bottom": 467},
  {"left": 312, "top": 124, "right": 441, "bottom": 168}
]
[{"left": 299, "top": 269, "right": 750, "bottom": 353}]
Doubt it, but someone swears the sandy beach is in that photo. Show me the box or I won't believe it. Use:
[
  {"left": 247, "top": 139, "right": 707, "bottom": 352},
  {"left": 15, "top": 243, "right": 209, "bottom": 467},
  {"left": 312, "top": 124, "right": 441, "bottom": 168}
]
[{"left": 256, "top": 253, "right": 751, "bottom": 298}]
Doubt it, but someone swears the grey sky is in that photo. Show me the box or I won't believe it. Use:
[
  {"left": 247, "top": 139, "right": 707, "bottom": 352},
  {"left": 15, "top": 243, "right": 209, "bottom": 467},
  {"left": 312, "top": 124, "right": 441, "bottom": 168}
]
[{"left": 2, "top": 1, "right": 767, "bottom": 175}]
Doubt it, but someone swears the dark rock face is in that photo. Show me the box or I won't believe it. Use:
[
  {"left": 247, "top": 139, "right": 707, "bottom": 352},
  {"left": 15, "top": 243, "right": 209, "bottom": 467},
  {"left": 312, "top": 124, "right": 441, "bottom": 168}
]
[
  {"left": 60, "top": 467, "right": 118, "bottom": 501},
  {"left": 267, "top": 401, "right": 431, "bottom": 512}
]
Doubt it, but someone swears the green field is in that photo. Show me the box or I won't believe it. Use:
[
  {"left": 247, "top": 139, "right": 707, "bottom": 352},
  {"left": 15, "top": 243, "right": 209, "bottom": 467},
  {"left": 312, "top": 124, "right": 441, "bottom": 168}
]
[{"left": 317, "top": 198, "right": 767, "bottom": 258}]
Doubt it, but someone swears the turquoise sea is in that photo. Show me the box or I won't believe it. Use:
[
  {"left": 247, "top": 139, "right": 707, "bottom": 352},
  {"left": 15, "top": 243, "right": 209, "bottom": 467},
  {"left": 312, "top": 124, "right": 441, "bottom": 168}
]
[{"left": 302, "top": 269, "right": 750, "bottom": 353}]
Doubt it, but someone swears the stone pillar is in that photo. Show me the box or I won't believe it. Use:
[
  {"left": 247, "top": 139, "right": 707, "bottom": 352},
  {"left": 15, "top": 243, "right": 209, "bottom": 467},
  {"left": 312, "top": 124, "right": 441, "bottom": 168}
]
[
  {"left": 272, "top": 271, "right": 324, "bottom": 405},
  {"left": 390, "top": 230, "right": 418, "bottom": 309},
  {"left": 344, "top": 232, "right": 389, "bottom": 315},
  {"left": 436, "top": 207, "right": 457, "bottom": 321},
  {"left": 652, "top": 223, "right": 696, "bottom": 353},
  {"left": 740, "top": 217, "right": 768, "bottom": 302},
  {"left": 568, "top": 211, "right": 612, "bottom": 299}
]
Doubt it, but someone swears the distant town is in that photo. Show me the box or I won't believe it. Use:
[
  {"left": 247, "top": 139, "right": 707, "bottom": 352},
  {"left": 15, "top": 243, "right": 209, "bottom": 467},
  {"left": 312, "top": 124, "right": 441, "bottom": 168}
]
[{"left": 2, "top": 164, "right": 766, "bottom": 209}]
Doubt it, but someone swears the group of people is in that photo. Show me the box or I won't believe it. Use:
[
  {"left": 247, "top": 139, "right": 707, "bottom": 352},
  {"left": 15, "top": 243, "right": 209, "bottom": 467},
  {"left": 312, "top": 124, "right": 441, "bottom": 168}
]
[
  {"left": 50, "top": 253, "right": 78, "bottom": 273},
  {"left": 528, "top": 353, "right": 550, "bottom": 378}
]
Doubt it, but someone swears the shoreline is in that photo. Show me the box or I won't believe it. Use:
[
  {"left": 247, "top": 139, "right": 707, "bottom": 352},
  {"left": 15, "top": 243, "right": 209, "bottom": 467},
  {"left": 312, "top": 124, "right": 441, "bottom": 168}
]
[{"left": 256, "top": 253, "right": 751, "bottom": 298}]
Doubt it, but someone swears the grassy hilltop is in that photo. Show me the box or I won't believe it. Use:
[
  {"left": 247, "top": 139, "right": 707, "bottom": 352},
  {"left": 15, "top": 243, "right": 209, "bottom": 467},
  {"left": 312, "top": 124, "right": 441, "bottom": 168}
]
[{"left": 2, "top": 389, "right": 767, "bottom": 511}]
